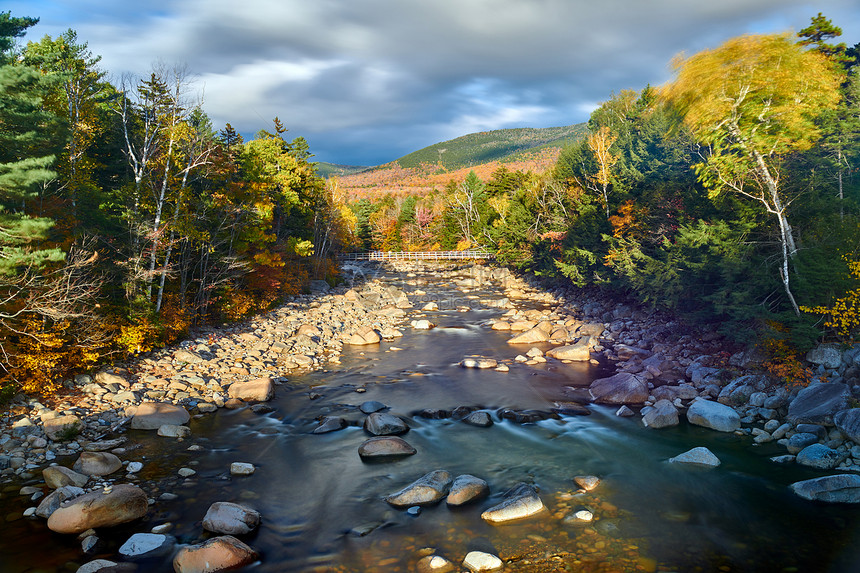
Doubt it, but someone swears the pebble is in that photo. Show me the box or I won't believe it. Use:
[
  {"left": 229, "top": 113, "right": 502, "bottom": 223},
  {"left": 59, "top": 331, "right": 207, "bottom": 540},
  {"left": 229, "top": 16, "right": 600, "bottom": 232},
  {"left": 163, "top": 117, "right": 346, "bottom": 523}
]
[{"left": 230, "top": 462, "right": 255, "bottom": 476}]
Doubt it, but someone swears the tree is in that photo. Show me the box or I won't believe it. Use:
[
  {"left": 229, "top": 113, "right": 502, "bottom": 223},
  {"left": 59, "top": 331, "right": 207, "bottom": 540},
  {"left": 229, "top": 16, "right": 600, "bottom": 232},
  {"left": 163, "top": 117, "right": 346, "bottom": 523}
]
[
  {"left": 663, "top": 34, "right": 842, "bottom": 314},
  {"left": 586, "top": 126, "right": 618, "bottom": 217},
  {"left": 798, "top": 13, "right": 849, "bottom": 63}
]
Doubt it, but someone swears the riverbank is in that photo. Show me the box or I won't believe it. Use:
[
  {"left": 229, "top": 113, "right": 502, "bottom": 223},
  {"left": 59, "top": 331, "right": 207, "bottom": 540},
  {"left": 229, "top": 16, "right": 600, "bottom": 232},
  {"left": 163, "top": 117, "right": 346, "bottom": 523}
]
[{"left": 1, "top": 260, "right": 859, "bottom": 572}]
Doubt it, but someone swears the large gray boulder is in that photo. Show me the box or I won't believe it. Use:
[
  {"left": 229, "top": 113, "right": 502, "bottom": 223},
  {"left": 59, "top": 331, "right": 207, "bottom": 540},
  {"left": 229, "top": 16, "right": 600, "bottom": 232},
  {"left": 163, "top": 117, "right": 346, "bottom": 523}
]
[
  {"left": 834, "top": 409, "right": 860, "bottom": 445},
  {"left": 642, "top": 400, "right": 679, "bottom": 429},
  {"left": 130, "top": 402, "right": 190, "bottom": 430},
  {"left": 668, "top": 446, "right": 721, "bottom": 468},
  {"left": 481, "top": 483, "right": 544, "bottom": 524},
  {"left": 787, "top": 383, "right": 850, "bottom": 425},
  {"left": 446, "top": 475, "right": 489, "bottom": 506},
  {"left": 202, "top": 502, "right": 261, "bottom": 535},
  {"left": 385, "top": 470, "right": 452, "bottom": 508},
  {"left": 364, "top": 412, "right": 409, "bottom": 436},
  {"left": 686, "top": 399, "right": 740, "bottom": 432},
  {"left": 796, "top": 444, "right": 846, "bottom": 470},
  {"left": 790, "top": 474, "right": 860, "bottom": 503},
  {"left": 589, "top": 372, "right": 648, "bottom": 404},
  {"left": 806, "top": 343, "right": 843, "bottom": 369}
]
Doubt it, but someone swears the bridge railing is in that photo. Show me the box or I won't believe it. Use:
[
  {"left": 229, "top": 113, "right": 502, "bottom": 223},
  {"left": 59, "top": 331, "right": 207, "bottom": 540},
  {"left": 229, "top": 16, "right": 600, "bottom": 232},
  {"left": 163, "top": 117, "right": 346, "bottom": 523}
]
[{"left": 338, "top": 250, "right": 493, "bottom": 261}]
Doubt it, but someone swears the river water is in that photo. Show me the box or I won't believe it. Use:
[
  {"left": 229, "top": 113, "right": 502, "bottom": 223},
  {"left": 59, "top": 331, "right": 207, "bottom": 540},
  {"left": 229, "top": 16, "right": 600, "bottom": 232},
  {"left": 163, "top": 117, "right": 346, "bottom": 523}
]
[{"left": 2, "top": 266, "right": 860, "bottom": 572}]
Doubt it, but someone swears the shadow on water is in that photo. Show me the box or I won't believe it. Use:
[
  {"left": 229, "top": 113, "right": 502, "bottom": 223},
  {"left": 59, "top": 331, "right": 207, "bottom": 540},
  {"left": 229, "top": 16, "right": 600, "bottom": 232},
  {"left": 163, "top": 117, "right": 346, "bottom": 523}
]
[{"left": 2, "top": 268, "right": 860, "bottom": 572}]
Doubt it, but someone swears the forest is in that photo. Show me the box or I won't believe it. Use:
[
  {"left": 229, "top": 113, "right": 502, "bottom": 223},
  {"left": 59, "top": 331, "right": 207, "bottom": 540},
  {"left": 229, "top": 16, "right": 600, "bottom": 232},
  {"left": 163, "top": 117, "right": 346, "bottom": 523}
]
[
  {"left": 341, "top": 15, "right": 860, "bottom": 365},
  {"left": 0, "top": 12, "right": 355, "bottom": 398},
  {"left": 2, "top": 11, "right": 859, "bottom": 398}
]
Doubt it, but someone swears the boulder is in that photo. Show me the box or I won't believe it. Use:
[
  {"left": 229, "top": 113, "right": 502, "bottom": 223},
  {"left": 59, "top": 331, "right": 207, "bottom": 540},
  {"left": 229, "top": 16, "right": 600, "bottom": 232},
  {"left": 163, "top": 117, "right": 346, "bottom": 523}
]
[
  {"left": 118, "top": 533, "right": 175, "bottom": 560},
  {"left": 546, "top": 338, "right": 591, "bottom": 361},
  {"left": 364, "top": 412, "right": 409, "bottom": 436},
  {"left": 790, "top": 474, "right": 860, "bottom": 503},
  {"left": 463, "top": 411, "right": 493, "bottom": 427},
  {"left": 202, "top": 502, "right": 261, "bottom": 535},
  {"left": 158, "top": 424, "right": 192, "bottom": 438},
  {"left": 481, "top": 482, "right": 544, "bottom": 524},
  {"left": 94, "top": 371, "right": 129, "bottom": 388},
  {"left": 172, "top": 535, "right": 258, "bottom": 573},
  {"left": 43, "top": 415, "right": 84, "bottom": 441},
  {"left": 312, "top": 416, "right": 347, "bottom": 434},
  {"left": 642, "top": 400, "right": 679, "bottom": 429},
  {"left": 130, "top": 402, "right": 190, "bottom": 430},
  {"left": 507, "top": 325, "right": 550, "bottom": 344},
  {"left": 460, "top": 357, "right": 499, "bottom": 369},
  {"left": 385, "top": 470, "right": 452, "bottom": 508},
  {"left": 43, "top": 466, "right": 89, "bottom": 489},
  {"left": 686, "top": 399, "right": 740, "bottom": 432},
  {"left": 359, "top": 400, "right": 388, "bottom": 414},
  {"left": 796, "top": 444, "right": 846, "bottom": 470},
  {"left": 446, "top": 474, "right": 489, "bottom": 506},
  {"left": 36, "top": 485, "right": 85, "bottom": 518},
  {"left": 834, "top": 409, "right": 860, "bottom": 445},
  {"left": 786, "top": 432, "right": 819, "bottom": 455},
  {"left": 463, "top": 551, "right": 504, "bottom": 572},
  {"left": 577, "top": 323, "right": 605, "bottom": 337},
  {"left": 589, "top": 372, "right": 648, "bottom": 404},
  {"left": 787, "top": 383, "right": 850, "bottom": 425},
  {"left": 347, "top": 326, "right": 381, "bottom": 345},
  {"left": 574, "top": 476, "right": 600, "bottom": 491},
  {"left": 228, "top": 377, "right": 274, "bottom": 402},
  {"left": 174, "top": 349, "right": 205, "bottom": 364},
  {"left": 411, "top": 319, "right": 435, "bottom": 330},
  {"left": 230, "top": 462, "right": 255, "bottom": 476},
  {"left": 73, "top": 452, "right": 123, "bottom": 476},
  {"left": 75, "top": 560, "right": 119, "bottom": 573},
  {"left": 806, "top": 343, "right": 843, "bottom": 369},
  {"left": 358, "top": 437, "right": 417, "bottom": 459},
  {"left": 47, "top": 484, "right": 148, "bottom": 534},
  {"left": 417, "top": 555, "right": 456, "bottom": 573},
  {"left": 668, "top": 447, "right": 721, "bottom": 468}
]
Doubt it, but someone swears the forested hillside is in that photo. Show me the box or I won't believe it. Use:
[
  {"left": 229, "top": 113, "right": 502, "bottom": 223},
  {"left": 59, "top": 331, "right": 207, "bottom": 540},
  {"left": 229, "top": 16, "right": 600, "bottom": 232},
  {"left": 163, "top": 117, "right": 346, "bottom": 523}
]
[
  {"left": 343, "top": 16, "right": 860, "bottom": 378},
  {"left": 0, "top": 12, "right": 354, "bottom": 397}
]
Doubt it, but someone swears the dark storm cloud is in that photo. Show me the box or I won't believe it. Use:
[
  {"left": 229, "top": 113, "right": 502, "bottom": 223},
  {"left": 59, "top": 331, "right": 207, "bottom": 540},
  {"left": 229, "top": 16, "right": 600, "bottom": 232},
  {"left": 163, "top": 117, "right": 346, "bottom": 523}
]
[{"left": 10, "top": 0, "right": 860, "bottom": 164}]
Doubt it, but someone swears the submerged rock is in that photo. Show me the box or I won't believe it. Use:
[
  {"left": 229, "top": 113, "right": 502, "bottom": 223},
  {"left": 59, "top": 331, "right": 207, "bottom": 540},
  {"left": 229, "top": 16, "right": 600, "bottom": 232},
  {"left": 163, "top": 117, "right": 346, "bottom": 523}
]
[
  {"left": 668, "top": 447, "right": 721, "bottom": 468},
  {"left": 228, "top": 377, "right": 274, "bottom": 402},
  {"left": 118, "top": 533, "right": 176, "bottom": 560},
  {"left": 358, "top": 436, "right": 417, "bottom": 459},
  {"left": 481, "top": 482, "right": 544, "bottom": 524},
  {"left": 790, "top": 474, "right": 860, "bottom": 503},
  {"left": 463, "top": 551, "right": 504, "bottom": 572},
  {"left": 312, "top": 416, "right": 347, "bottom": 434},
  {"left": 447, "top": 474, "right": 489, "bottom": 506},
  {"left": 364, "top": 412, "right": 409, "bottom": 436},
  {"left": 73, "top": 452, "right": 122, "bottom": 477},
  {"left": 172, "top": 535, "right": 258, "bottom": 573},
  {"left": 203, "top": 502, "right": 261, "bottom": 535}
]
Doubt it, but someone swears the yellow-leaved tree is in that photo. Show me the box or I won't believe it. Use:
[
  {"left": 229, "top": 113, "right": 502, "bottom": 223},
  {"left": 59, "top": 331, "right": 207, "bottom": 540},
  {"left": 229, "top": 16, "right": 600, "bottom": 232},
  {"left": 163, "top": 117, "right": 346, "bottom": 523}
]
[{"left": 662, "top": 34, "right": 842, "bottom": 314}]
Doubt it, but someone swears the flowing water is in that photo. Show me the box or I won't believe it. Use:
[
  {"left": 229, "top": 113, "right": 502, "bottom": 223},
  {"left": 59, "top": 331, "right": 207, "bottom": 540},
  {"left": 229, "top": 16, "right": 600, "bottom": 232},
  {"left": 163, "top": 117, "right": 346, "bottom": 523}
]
[{"left": 2, "top": 267, "right": 860, "bottom": 572}]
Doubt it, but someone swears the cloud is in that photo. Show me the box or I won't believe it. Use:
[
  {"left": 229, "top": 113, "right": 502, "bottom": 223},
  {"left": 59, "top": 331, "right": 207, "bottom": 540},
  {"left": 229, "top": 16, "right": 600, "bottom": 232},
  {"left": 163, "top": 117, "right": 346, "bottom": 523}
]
[{"left": 8, "top": 0, "right": 860, "bottom": 165}]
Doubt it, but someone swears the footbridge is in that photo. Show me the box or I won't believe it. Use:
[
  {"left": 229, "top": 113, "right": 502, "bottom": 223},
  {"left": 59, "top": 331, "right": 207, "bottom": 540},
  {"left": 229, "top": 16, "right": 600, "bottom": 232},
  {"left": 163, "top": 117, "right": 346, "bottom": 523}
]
[{"left": 338, "top": 250, "right": 493, "bottom": 261}]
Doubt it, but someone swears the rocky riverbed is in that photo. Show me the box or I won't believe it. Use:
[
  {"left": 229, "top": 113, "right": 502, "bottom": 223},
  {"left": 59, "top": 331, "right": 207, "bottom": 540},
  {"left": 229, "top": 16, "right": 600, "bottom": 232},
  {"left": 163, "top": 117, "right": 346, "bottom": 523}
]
[{"left": 1, "top": 261, "right": 860, "bottom": 572}]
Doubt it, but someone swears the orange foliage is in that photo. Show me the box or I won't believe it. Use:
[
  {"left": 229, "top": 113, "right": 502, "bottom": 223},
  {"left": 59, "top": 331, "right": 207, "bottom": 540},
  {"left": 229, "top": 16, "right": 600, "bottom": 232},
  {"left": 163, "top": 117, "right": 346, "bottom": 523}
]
[{"left": 757, "top": 322, "right": 822, "bottom": 389}]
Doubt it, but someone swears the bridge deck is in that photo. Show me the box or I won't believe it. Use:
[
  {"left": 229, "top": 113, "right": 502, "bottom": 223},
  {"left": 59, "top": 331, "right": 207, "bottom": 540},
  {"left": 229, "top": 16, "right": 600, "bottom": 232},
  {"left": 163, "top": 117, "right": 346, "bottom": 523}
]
[{"left": 339, "top": 250, "right": 493, "bottom": 261}]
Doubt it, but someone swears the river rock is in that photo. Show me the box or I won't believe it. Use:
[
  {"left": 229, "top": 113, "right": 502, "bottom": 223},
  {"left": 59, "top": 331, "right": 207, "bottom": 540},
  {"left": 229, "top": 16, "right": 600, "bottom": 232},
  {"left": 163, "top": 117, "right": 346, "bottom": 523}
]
[
  {"left": 118, "top": 532, "right": 176, "bottom": 560},
  {"left": 834, "top": 409, "right": 860, "bottom": 445},
  {"left": 94, "top": 371, "right": 129, "bottom": 388},
  {"left": 447, "top": 474, "right": 489, "bottom": 506},
  {"left": 463, "top": 551, "right": 504, "bottom": 572},
  {"left": 668, "top": 447, "right": 721, "bottom": 468},
  {"left": 358, "top": 436, "right": 417, "bottom": 459},
  {"left": 36, "top": 485, "right": 85, "bottom": 518},
  {"left": 481, "top": 482, "right": 545, "bottom": 524},
  {"left": 642, "top": 399, "right": 679, "bottom": 429},
  {"left": 172, "top": 535, "right": 258, "bottom": 573},
  {"left": 507, "top": 325, "right": 550, "bottom": 344},
  {"left": 230, "top": 462, "right": 255, "bottom": 476},
  {"left": 158, "top": 424, "right": 192, "bottom": 438},
  {"left": 589, "top": 372, "right": 648, "bottom": 404},
  {"left": 130, "top": 402, "right": 190, "bottom": 430},
  {"left": 384, "top": 469, "right": 452, "bottom": 508},
  {"left": 203, "top": 502, "right": 261, "bottom": 535},
  {"left": 546, "top": 338, "right": 592, "bottom": 361},
  {"left": 417, "top": 555, "right": 456, "bottom": 573},
  {"left": 462, "top": 411, "right": 493, "bottom": 427},
  {"left": 44, "top": 415, "right": 84, "bottom": 441},
  {"left": 47, "top": 484, "right": 148, "bottom": 534},
  {"left": 806, "top": 343, "right": 843, "bottom": 369},
  {"left": 76, "top": 560, "right": 120, "bottom": 573},
  {"left": 364, "top": 412, "right": 409, "bottom": 435},
  {"left": 174, "top": 349, "right": 205, "bottom": 364},
  {"left": 574, "top": 475, "right": 600, "bottom": 491},
  {"left": 312, "top": 416, "right": 347, "bottom": 434},
  {"left": 790, "top": 474, "right": 860, "bottom": 503},
  {"left": 43, "top": 466, "right": 89, "bottom": 489},
  {"left": 228, "top": 377, "right": 274, "bottom": 402},
  {"left": 359, "top": 400, "right": 388, "bottom": 414},
  {"left": 411, "top": 319, "right": 435, "bottom": 330},
  {"left": 787, "top": 383, "right": 850, "bottom": 425},
  {"left": 787, "top": 432, "right": 819, "bottom": 454},
  {"left": 460, "top": 357, "right": 498, "bottom": 369},
  {"left": 347, "top": 326, "right": 381, "bottom": 345},
  {"left": 73, "top": 452, "right": 123, "bottom": 476},
  {"left": 796, "top": 444, "right": 846, "bottom": 470},
  {"left": 686, "top": 399, "right": 740, "bottom": 432}
]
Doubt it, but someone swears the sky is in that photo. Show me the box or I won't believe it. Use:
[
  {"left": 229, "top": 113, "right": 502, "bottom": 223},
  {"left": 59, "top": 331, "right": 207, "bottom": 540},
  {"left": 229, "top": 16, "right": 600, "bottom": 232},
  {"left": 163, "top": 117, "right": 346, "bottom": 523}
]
[{"left": 7, "top": 0, "right": 860, "bottom": 166}]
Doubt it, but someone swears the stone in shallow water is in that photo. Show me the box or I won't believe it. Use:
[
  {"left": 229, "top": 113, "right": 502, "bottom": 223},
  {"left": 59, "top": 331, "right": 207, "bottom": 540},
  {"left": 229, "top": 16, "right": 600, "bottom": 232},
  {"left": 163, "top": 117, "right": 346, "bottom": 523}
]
[
  {"left": 358, "top": 437, "right": 417, "bottom": 459},
  {"left": 47, "top": 484, "right": 148, "bottom": 534},
  {"left": 447, "top": 474, "right": 489, "bottom": 506},
  {"left": 385, "top": 469, "right": 452, "bottom": 508},
  {"left": 790, "top": 474, "right": 860, "bottom": 503},
  {"left": 118, "top": 532, "right": 175, "bottom": 560},
  {"left": 130, "top": 402, "right": 190, "bottom": 430},
  {"left": 73, "top": 452, "right": 122, "bottom": 476},
  {"left": 481, "top": 482, "right": 544, "bottom": 524},
  {"left": 796, "top": 444, "right": 846, "bottom": 470},
  {"left": 463, "top": 550, "right": 504, "bottom": 572},
  {"left": 43, "top": 466, "right": 88, "bottom": 489},
  {"left": 230, "top": 462, "right": 255, "bottom": 476},
  {"left": 462, "top": 411, "right": 493, "bottom": 427},
  {"left": 589, "top": 372, "right": 648, "bottom": 404},
  {"left": 668, "top": 446, "right": 721, "bottom": 468},
  {"left": 574, "top": 475, "right": 600, "bottom": 491},
  {"left": 172, "top": 535, "right": 258, "bottom": 573},
  {"left": 359, "top": 400, "right": 388, "bottom": 414},
  {"left": 417, "top": 555, "right": 456, "bottom": 573},
  {"left": 202, "top": 502, "right": 261, "bottom": 535},
  {"left": 312, "top": 416, "right": 347, "bottom": 434},
  {"left": 364, "top": 412, "right": 409, "bottom": 436},
  {"left": 686, "top": 399, "right": 740, "bottom": 433},
  {"left": 460, "top": 357, "right": 498, "bottom": 369}
]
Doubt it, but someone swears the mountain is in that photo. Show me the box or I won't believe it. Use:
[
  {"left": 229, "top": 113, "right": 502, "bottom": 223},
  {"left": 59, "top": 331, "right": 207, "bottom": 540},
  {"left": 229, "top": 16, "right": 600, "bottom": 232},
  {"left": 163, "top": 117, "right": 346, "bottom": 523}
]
[
  {"left": 392, "top": 124, "right": 587, "bottom": 172},
  {"left": 315, "top": 163, "right": 370, "bottom": 178}
]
